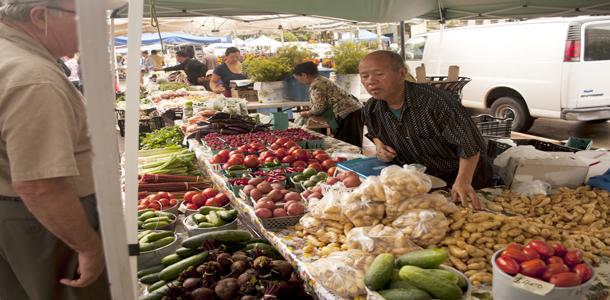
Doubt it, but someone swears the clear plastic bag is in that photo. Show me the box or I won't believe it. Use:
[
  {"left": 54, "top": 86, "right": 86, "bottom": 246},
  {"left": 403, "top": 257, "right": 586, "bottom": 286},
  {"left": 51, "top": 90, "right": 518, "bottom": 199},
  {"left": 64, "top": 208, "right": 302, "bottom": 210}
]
[
  {"left": 380, "top": 165, "right": 432, "bottom": 220},
  {"left": 309, "top": 190, "right": 348, "bottom": 223},
  {"left": 385, "top": 192, "right": 458, "bottom": 221},
  {"left": 342, "top": 176, "right": 386, "bottom": 227},
  {"left": 512, "top": 180, "right": 551, "bottom": 197},
  {"left": 391, "top": 209, "right": 450, "bottom": 247},
  {"left": 308, "top": 250, "right": 373, "bottom": 298},
  {"left": 347, "top": 224, "right": 420, "bottom": 256}
]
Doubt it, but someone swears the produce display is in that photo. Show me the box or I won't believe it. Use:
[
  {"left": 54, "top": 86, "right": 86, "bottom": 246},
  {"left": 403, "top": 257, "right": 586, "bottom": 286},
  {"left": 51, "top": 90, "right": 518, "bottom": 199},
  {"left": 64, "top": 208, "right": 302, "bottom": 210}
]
[
  {"left": 202, "top": 130, "right": 321, "bottom": 151},
  {"left": 139, "top": 229, "right": 313, "bottom": 300},
  {"left": 137, "top": 191, "right": 179, "bottom": 211},
  {"left": 138, "top": 174, "right": 212, "bottom": 193},
  {"left": 391, "top": 209, "right": 450, "bottom": 247},
  {"left": 188, "top": 206, "right": 238, "bottom": 229},
  {"left": 366, "top": 249, "right": 469, "bottom": 300},
  {"left": 495, "top": 241, "right": 594, "bottom": 287},
  {"left": 244, "top": 178, "right": 306, "bottom": 219},
  {"left": 138, "top": 146, "right": 200, "bottom": 176},
  {"left": 140, "top": 126, "right": 184, "bottom": 150},
  {"left": 138, "top": 230, "right": 176, "bottom": 253},
  {"left": 346, "top": 224, "right": 419, "bottom": 256},
  {"left": 183, "top": 188, "right": 230, "bottom": 210},
  {"left": 138, "top": 210, "right": 177, "bottom": 230},
  {"left": 308, "top": 250, "right": 375, "bottom": 297},
  {"left": 186, "top": 112, "right": 272, "bottom": 138}
]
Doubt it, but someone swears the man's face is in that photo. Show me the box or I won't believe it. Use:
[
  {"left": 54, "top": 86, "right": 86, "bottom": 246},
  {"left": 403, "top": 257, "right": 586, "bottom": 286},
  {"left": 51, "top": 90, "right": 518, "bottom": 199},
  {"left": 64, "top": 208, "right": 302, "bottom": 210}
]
[
  {"left": 44, "top": 0, "right": 78, "bottom": 57},
  {"left": 359, "top": 55, "right": 405, "bottom": 100}
]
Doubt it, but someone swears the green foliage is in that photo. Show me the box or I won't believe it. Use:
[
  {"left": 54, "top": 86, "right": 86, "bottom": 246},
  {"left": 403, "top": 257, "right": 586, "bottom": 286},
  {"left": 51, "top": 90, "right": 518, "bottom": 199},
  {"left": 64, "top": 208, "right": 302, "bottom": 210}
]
[
  {"left": 283, "top": 31, "right": 298, "bottom": 42},
  {"left": 243, "top": 56, "right": 291, "bottom": 82},
  {"left": 276, "top": 45, "right": 313, "bottom": 67},
  {"left": 333, "top": 41, "right": 368, "bottom": 74},
  {"left": 139, "top": 126, "right": 184, "bottom": 150}
]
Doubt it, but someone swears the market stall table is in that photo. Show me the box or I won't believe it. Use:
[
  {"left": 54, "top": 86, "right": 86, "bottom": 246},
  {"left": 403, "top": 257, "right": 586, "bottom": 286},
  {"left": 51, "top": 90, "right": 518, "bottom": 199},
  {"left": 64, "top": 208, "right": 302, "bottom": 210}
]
[{"left": 247, "top": 100, "right": 311, "bottom": 112}]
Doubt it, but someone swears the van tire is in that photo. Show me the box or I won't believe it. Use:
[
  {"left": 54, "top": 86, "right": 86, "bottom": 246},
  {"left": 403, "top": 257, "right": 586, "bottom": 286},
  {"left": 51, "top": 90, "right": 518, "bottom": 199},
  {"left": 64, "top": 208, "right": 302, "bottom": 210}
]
[{"left": 490, "top": 96, "right": 534, "bottom": 132}]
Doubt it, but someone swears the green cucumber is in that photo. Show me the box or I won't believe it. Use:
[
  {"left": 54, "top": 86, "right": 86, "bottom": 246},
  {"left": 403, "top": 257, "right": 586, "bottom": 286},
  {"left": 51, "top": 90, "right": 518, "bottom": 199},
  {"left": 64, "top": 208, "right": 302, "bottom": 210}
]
[
  {"left": 198, "top": 206, "right": 225, "bottom": 215},
  {"left": 138, "top": 211, "right": 156, "bottom": 221},
  {"left": 244, "top": 243, "right": 281, "bottom": 259},
  {"left": 217, "top": 209, "right": 237, "bottom": 222},
  {"left": 137, "top": 264, "right": 165, "bottom": 279},
  {"left": 388, "top": 270, "right": 416, "bottom": 289},
  {"left": 365, "top": 253, "right": 395, "bottom": 291},
  {"left": 138, "top": 220, "right": 144, "bottom": 228},
  {"left": 154, "top": 211, "right": 176, "bottom": 218},
  {"left": 161, "top": 253, "right": 182, "bottom": 266},
  {"left": 192, "top": 213, "right": 207, "bottom": 224},
  {"left": 248, "top": 238, "right": 269, "bottom": 244},
  {"left": 378, "top": 288, "right": 431, "bottom": 300},
  {"left": 427, "top": 269, "right": 459, "bottom": 284},
  {"left": 141, "top": 221, "right": 170, "bottom": 230},
  {"left": 399, "top": 265, "right": 462, "bottom": 300},
  {"left": 141, "top": 280, "right": 180, "bottom": 300},
  {"left": 159, "top": 251, "right": 209, "bottom": 281},
  {"left": 137, "top": 230, "right": 153, "bottom": 240},
  {"left": 142, "top": 231, "right": 173, "bottom": 242},
  {"left": 206, "top": 211, "right": 226, "bottom": 226},
  {"left": 144, "top": 216, "right": 172, "bottom": 224},
  {"left": 176, "top": 247, "right": 199, "bottom": 258},
  {"left": 146, "top": 280, "right": 166, "bottom": 293},
  {"left": 140, "top": 236, "right": 175, "bottom": 252},
  {"left": 197, "top": 222, "right": 216, "bottom": 228},
  {"left": 396, "top": 248, "right": 448, "bottom": 269},
  {"left": 138, "top": 209, "right": 154, "bottom": 216},
  {"left": 181, "top": 230, "right": 251, "bottom": 249},
  {"left": 139, "top": 272, "right": 160, "bottom": 285}
]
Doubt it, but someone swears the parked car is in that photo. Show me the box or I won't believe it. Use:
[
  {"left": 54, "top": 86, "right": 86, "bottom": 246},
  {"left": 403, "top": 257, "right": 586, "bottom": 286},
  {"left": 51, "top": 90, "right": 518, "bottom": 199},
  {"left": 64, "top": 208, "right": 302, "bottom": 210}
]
[{"left": 405, "top": 16, "right": 610, "bottom": 131}]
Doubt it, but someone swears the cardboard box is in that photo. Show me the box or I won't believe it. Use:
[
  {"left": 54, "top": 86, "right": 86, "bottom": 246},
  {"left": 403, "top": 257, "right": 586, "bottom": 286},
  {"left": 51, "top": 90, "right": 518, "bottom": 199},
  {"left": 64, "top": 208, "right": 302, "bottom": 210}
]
[
  {"left": 497, "top": 152, "right": 589, "bottom": 188},
  {"left": 231, "top": 89, "right": 258, "bottom": 102}
]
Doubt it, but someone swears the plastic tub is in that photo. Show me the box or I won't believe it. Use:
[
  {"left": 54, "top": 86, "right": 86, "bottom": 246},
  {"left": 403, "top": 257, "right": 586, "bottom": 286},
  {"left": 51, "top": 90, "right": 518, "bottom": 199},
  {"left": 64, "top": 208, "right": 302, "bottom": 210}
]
[
  {"left": 137, "top": 232, "right": 180, "bottom": 269},
  {"left": 138, "top": 212, "right": 177, "bottom": 231},
  {"left": 492, "top": 250, "right": 594, "bottom": 300}
]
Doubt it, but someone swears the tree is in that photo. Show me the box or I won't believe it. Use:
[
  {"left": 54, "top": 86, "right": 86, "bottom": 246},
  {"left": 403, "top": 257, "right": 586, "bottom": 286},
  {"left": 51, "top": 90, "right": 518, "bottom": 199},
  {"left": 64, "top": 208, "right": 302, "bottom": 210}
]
[{"left": 283, "top": 31, "right": 298, "bottom": 42}]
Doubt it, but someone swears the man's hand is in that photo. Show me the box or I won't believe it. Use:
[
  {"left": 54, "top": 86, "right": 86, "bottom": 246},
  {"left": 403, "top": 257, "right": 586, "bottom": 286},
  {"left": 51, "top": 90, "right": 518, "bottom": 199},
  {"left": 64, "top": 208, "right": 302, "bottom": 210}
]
[
  {"left": 60, "top": 235, "right": 105, "bottom": 288},
  {"left": 374, "top": 138, "right": 396, "bottom": 162},
  {"left": 451, "top": 179, "right": 481, "bottom": 209}
]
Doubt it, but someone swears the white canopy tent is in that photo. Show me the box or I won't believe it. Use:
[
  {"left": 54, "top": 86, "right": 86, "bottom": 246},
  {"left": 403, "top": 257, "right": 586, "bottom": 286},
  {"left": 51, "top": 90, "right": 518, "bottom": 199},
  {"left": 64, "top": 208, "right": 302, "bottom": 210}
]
[{"left": 72, "top": 1, "right": 610, "bottom": 299}]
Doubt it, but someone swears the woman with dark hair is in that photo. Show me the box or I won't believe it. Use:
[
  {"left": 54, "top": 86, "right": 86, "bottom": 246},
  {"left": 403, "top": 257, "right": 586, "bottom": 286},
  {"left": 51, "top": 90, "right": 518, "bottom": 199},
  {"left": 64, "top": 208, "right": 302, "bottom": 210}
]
[
  {"left": 293, "top": 61, "right": 364, "bottom": 147},
  {"left": 210, "top": 47, "right": 247, "bottom": 97}
]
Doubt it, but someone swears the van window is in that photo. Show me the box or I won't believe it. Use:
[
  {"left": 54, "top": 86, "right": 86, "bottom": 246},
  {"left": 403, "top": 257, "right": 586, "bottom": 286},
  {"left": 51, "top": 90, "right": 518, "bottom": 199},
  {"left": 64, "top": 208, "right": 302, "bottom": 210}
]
[
  {"left": 584, "top": 23, "right": 610, "bottom": 61},
  {"left": 405, "top": 36, "right": 426, "bottom": 60}
]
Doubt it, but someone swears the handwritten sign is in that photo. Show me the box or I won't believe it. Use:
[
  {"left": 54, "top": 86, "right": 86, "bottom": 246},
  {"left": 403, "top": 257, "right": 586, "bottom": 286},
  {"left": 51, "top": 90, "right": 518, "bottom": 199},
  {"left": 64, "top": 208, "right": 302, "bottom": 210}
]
[{"left": 512, "top": 274, "right": 554, "bottom": 296}]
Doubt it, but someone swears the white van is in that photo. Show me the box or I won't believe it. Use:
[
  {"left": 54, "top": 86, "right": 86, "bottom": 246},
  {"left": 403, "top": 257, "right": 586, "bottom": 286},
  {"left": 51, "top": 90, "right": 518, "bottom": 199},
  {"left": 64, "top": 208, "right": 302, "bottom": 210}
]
[{"left": 404, "top": 17, "right": 610, "bottom": 131}]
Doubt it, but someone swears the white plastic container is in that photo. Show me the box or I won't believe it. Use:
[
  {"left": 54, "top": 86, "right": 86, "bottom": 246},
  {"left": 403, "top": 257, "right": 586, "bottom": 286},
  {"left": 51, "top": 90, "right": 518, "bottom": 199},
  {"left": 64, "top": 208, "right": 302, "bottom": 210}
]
[
  {"left": 492, "top": 249, "right": 594, "bottom": 300},
  {"left": 254, "top": 81, "right": 285, "bottom": 103},
  {"left": 137, "top": 232, "right": 180, "bottom": 269}
]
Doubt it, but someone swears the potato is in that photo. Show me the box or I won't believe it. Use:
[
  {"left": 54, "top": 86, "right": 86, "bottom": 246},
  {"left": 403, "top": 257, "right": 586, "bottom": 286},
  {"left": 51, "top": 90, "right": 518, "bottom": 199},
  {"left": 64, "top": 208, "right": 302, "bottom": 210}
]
[
  {"left": 248, "top": 177, "right": 264, "bottom": 186},
  {"left": 284, "top": 200, "right": 300, "bottom": 210},
  {"left": 250, "top": 189, "right": 263, "bottom": 201},
  {"left": 270, "top": 182, "right": 284, "bottom": 190},
  {"left": 255, "top": 208, "right": 272, "bottom": 218},
  {"left": 273, "top": 208, "right": 287, "bottom": 217},
  {"left": 267, "top": 189, "right": 283, "bottom": 202},
  {"left": 342, "top": 175, "right": 361, "bottom": 188},
  {"left": 308, "top": 192, "right": 322, "bottom": 200},
  {"left": 286, "top": 202, "right": 305, "bottom": 215},
  {"left": 284, "top": 192, "right": 302, "bottom": 202},
  {"left": 256, "top": 182, "right": 272, "bottom": 194},
  {"left": 242, "top": 185, "right": 255, "bottom": 196},
  {"left": 255, "top": 200, "right": 275, "bottom": 210}
]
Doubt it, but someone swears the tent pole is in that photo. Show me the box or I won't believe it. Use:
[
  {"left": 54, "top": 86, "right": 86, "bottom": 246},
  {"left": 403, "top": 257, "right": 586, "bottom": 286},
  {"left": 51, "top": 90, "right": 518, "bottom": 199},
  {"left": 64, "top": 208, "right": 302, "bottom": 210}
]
[
  {"left": 74, "top": 1, "right": 135, "bottom": 299},
  {"left": 399, "top": 21, "right": 405, "bottom": 59},
  {"left": 376, "top": 23, "right": 382, "bottom": 50},
  {"left": 124, "top": 0, "right": 145, "bottom": 292}
]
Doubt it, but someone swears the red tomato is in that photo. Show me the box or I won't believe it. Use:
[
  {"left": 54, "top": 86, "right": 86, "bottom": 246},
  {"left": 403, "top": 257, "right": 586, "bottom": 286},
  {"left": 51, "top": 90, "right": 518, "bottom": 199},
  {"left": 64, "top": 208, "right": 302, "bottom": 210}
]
[
  {"left": 327, "top": 166, "right": 337, "bottom": 177},
  {"left": 542, "top": 263, "right": 570, "bottom": 281},
  {"left": 259, "top": 151, "right": 274, "bottom": 160},
  {"left": 308, "top": 163, "right": 323, "bottom": 172},
  {"left": 157, "top": 192, "right": 169, "bottom": 199},
  {"left": 217, "top": 149, "right": 230, "bottom": 159},
  {"left": 281, "top": 155, "right": 295, "bottom": 163},
  {"left": 527, "top": 240, "right": 555, "bottom": 258},
  {"left": 137, "top": 204, "right": 148, "bottom": 210},
  {"left": 201, "top": 188, "right": 219, "bottom": 199},
  {"left": 496, "top": 256, "right": 520, "bottom": 276},
  {"left": 274, "top": 148, "right": 288, "bottom": 158},
  {"left": 213, "top": 193, "right": 230, "bottom": 206},
  {"left": 550, "top": 242, "right": 567, "bottom": 257},
  {"left": 141, "top": 199, "right": 151, "bottom": 206},
  {"left": 321, "top": 159, "right": 336, "bottom": 170},
  {"left": 564, "top": 249, "right": 583, "bottom": 266},
  {"left": 335, "top": 157, "right": 347, "bottom": 162},
  {"left": 191, "top": 194, "right": 206, "bottom": 207},
  {"left": 275, "top": 138, "right": 290, "bottom": 145},
  {"left": 138, "top": 191, "right": 149, "bottom": 199},
  {"left": 249, "top": 142, "right": 263, "bottom": 149},
  {"left": 549, "top": 272, "right": 582, "bottom": 287},
  {"left": 158, "top": 198, "right": 170, "bottom": 206},
  {"left": 312, "top": 149, "right": 327, "bottom": 156},
  {"left": 169, "top": 198, "right": 177, "bottom": 206},
  {"left": 229, "top": 150, "right": 243, "bottom": 157},
  {"left": 546, "top": 256, "right": 565, "bottom": 265},
  {"left": 520, "top": 259, "right": 546, "bottom": 278},
  {"left": 229, "top": 153, "right": 245, "bottom": 162},
  {"left": 244, "top": 155, "right": 260, "bottom": 168},
  {"left": 292, "top": 150, "right": 309, "bottom": 162},
  {"left": 314, "top": 154, "right": 331, "bottom": 162},
  {"left": 264, "top": 156, "right": 278, "bottom": 163},
  {"left": 284, "top": 141, "right": 298, "bottom": 149},
  {"left": 167, "top": 193, "right": 175, "bottom": 199},
  {"left": 502, "top": 247, "right": 530, "bottom": 263},
  {"left": 205, "top": 196, "right": 224, "bottom": 207},
  {"left": 150, "top": 194, "right": 162, "bottom": 201},
  {"left": 269, "top": 142, "right": 282, "bottom": 150},
  {"left": 183, "top": 191, "right": 199, "bottom": 203},
  {"left": 186, "top": 203, "right": 198, "bottom": 210},
  {"left": 210, "top": 154, "right": 226, "bottom": 164},
  {"left": 227, "top": 157, "right": 244, "bottom": 166},
  {"left": 573, "top": 264, "right": 593, "bottom": 282},
  {"left": 291, "top": 160, "right": 307, "bottom": 168},
  {"left": 148, "top": 202, "right": 161, "bottom": 210},
  {"left": 523, "top": 245, "right": 541, "bottom": 260}
]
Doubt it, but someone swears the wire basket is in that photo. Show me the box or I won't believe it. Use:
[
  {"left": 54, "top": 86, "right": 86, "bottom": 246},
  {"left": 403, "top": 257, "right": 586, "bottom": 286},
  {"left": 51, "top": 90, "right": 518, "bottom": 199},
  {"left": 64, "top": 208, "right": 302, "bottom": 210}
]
[
  {"left": 425, "top": 76, "right": 471, "bottom": 101},
  {"left": 471, "top": 114, "right": 513, "bottom": 139},
  {"left": 260, "top": 214, "right": 305, "bottom": 229}
]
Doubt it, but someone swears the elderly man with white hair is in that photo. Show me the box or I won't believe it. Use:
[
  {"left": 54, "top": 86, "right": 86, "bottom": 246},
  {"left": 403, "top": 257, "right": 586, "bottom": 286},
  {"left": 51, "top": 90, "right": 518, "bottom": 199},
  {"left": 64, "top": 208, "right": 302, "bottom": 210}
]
[{"left": 0, "top": 0, "right": 111, "bottom": 299}]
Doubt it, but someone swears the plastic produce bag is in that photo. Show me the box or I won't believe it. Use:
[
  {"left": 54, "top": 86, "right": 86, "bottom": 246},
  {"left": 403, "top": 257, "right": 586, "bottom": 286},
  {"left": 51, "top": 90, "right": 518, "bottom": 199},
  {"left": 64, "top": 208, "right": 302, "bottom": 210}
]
[
  {"left": 347, "top": 224, "right": 420, "bottom": 256},
  {"left": 308, "top": 250, "right": 374, "bottom": 298},
  {"left": 493, "top": 145, "right": 553, "bottom": 168},
  {"left": 380, "top": 165, "right": 432, "bottom": 220},
  {"left": 342, "top": 176, "right": 386, "bottom": 227},
  {"left": 392, "top": 209, "right": 450, "bottom": 247},
  {"left": 385, "top": 192, "right": 458, "bottom": 222},
  {"left": 512, "top": 180, "right": 551, "bottom": 197},
  {"left": 309, "top": 190, "right": 348, "bottom": 222}
]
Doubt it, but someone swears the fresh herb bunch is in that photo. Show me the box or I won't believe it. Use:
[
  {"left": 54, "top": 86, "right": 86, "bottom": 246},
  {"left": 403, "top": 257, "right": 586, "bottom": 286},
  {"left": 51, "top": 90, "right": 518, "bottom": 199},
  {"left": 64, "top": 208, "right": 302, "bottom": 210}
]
[{"left": 139, "top": 126, "right": 185, "bottom": 150}]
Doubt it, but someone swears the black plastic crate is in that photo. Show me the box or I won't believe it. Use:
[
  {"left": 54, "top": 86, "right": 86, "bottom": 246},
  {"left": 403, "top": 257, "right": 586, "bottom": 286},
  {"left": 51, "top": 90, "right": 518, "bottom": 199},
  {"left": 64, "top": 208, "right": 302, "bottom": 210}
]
[
  {"left": 488, "top": 139, "right": 578, "bottom": 160},
  {"left": 471, "top": 114, "right": 513, "bottom": 139},
  {"left": 117, "top": 117, "right": 166, "bottom": 137},
  {"left": 425, "top": 76, "right": 471, "bottom": 101}
]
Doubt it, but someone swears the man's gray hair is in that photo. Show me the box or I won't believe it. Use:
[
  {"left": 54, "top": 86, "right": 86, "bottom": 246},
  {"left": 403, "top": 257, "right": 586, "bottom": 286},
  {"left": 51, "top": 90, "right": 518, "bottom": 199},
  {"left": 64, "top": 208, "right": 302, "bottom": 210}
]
[{"left": 0, "top": 0, "right": 59, "bottom": 22}]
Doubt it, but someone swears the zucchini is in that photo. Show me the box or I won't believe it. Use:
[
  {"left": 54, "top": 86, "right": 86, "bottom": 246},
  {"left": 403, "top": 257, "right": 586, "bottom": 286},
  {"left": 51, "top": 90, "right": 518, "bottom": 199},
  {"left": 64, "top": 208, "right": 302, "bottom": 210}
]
[
  {"left": 142, "top": 231, "right": 173, "bottom": 243},
  {"left": 137, "top": 264, "right": 165, "bottom": 279},
  {"left": 396, "top": 248, "right": 448, "bottom": 269},
  {"left": 154, "top": 211, "right": 176, "bottom": 218},
  {"left": 159, "top": 251, "right": 209, "bottom": 281},
  {"left": 176, "top": 247, "right": 199, "bottom": 258},
  {"left": 387, "top": 270, "right": 416, "bottom": 289},
  {"left": 198, "top": 206, "right": 225, "bottom": 215},
  {"left": 248, "top": 238, "right": 269, "bottom": 244},
  {"left": 140, "top": 236, "right": 175, "bottom": 252},
  {"left": 378, "top": 288, "right": 431, "bottom": 300},
  {"left": 138, "top": 209, "right": 154, "bottom": 216},
  {"left": 138, "top": 211, "right": 156, "bottom": 221},
  {"left": 143, "top": 216, "right": 172, "bottom": 224},
  {"left": 182, "top": 230, "right": 251, "bottom": 249},
  {"left": 217, "top": 209, "right": 237, "bottom": 222},
  {"left": 399, "top": 265, "right": 462, "bottom": 300},
  {"left": 139, "top": 272, "right": 160, "bottom": 285},
  {"left": 141, "top": 221, "right": 170, "bottom": 230},
  {"left": 140, "top": 280, "right": 181, "bottom": 300},
  {"left": 146, "top": 280, "right": 167, "bottom": 292},
  {"left": 197, "top": 222, "right": 216, "bottom": 228},
  {"left": 137, "top": 230, "right": 152, "bottom": 240},
  {"left": 365, "top": 253, "right": 395, "bottom": 291},
  {"left": 206, "top": 211, "right": 226, "bottom": 226},
  {"left": 161, "top": 253, "right": 182, "bottom": 266}
]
